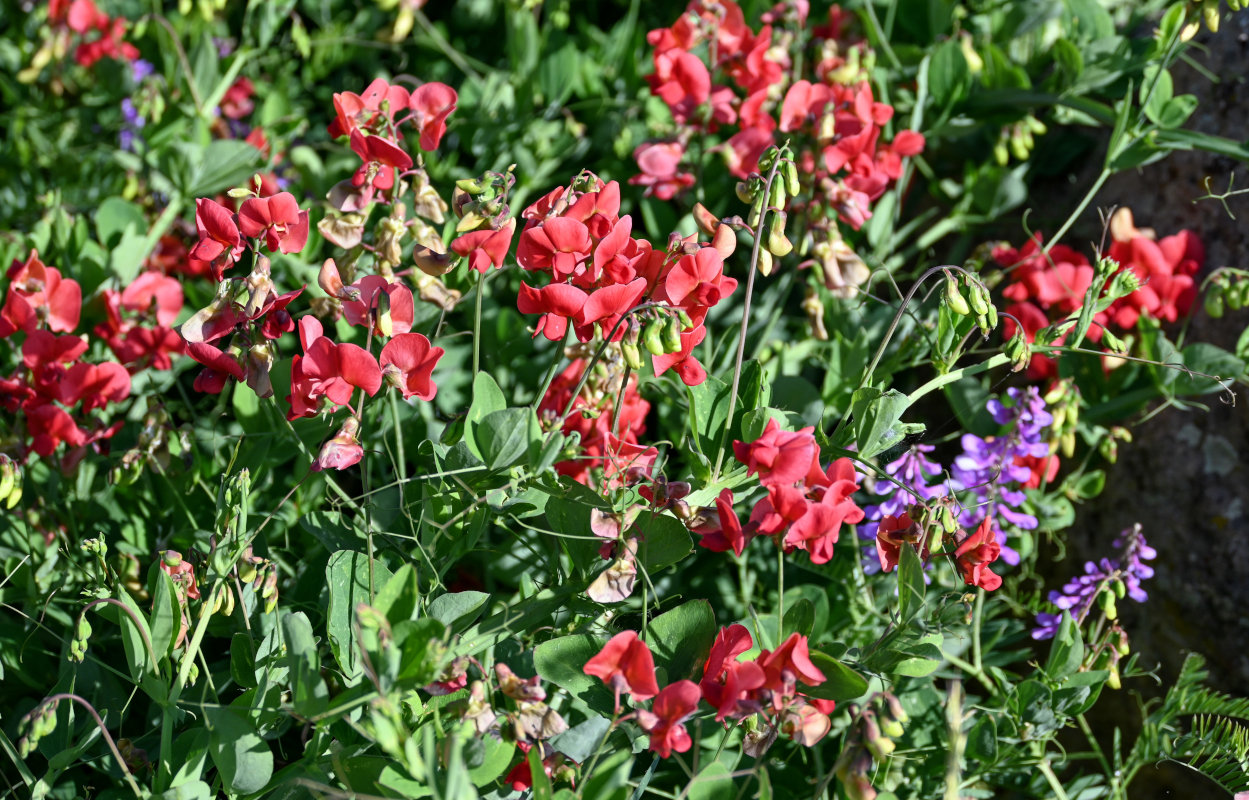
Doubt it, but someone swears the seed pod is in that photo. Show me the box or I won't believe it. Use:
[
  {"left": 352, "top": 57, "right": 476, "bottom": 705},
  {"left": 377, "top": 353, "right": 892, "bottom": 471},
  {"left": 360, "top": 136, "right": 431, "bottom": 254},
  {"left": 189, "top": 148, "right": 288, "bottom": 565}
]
[
  {"left": 767, "top": 179, "right": 787, "bottom": 213},
  {"left": 622, "top": 341, "right": 643, "bottom": 371},
  {"left": 643, "top": 318, "right": 667, "bottom": 356},
  {"left": 747, "top": 194, "right": 765, "bottom": 228},
  {"left": 735, "top": 181, "right": 753, "bottom": 204},
  {"left": 757, "top": 249, "right": 774, "bottom": 277},
  {"left": 663, "top": 315, "right": 684, "bottom": 353},
  {"left": 1112, "top": 578, "right": 1126, "bottom": 599},
  {"left": 994, "top": 140, "right": 1010, "bottom": 166},
  {"left": 967, "top": 281, "right": 989, "bottom": 316},
  {"left": 1205, "top": 290, "right": 1225, "bottom": 318},
  {"left": 782, "top": 159, "right": 801, "bottom": 196},
  {"left": 944, "top": 272, "right": 971, "bottom": 316},
  {"left": 765, "top": 212, "right": 793, "bottom": 257}
]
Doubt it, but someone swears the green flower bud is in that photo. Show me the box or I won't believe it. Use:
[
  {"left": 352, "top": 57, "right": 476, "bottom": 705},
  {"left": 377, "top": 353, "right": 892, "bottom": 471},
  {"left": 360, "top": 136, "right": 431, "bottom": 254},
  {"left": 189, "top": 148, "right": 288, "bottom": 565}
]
[
  {"left": 643, "top": 319, "right": 667, "bottom": 356},
  {"left": 945, "top": 271, "right": 971, "bottom": 316},
  {"left": 1206, "top": 290, "right": 1225, "bottom": 318},
  {"left": 782, "top": 160, "right": 801, "bottom": 196},
  {"left": 663, "top": 314, "right": 684, "bottom": 353}
]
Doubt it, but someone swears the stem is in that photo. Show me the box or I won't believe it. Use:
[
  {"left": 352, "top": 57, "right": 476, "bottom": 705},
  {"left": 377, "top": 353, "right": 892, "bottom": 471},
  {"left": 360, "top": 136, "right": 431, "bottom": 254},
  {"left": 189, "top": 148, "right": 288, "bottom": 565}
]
[
  {"left": 1077, "top": 714, "right": 1117, "bottom": 796},
  {"left": 41, "top": 694, "right": 143, "bottom": 798},
  {"left": 972, "top": 588, "right": 985, "bottom": 674},
  {"left": 904, "top": 353, "right": 1012, "bottom": 410},
  {"left": 1041, "top": 169, "right": 1109, "bottom": 257},
  {"left": 712, "top": 154, "right": 786, "bottom": 479},
  {"left": 473, "top": 269, "right": 488, "bottom": 375},
  {"left": 79, "top": 598, "right": 160, "bottom": 675},
  {"left": 776, "top": 546, "right": 785, "bottom": 646},
  {"left": 943, "top": 680, "right": 965, "bottom": 800},
  {"left": 1037, "top": 758, "right": 1071, "bottom": 800}
]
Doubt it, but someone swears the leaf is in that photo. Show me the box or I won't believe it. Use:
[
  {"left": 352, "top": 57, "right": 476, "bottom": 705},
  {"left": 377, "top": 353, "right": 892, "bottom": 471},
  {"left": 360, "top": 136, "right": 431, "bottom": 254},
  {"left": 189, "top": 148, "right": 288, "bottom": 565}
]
[
  {"left": 373, "top": 564, "right": 421, "bottom": 624},
  {"left": 1045, "top": 611, "right": 1084, "bottom": 680},
  {"left": 465, "top": 372, "right": 507, "bottom": 461},
  {"left": 966, "top": 715, "right": 998, "bottom": 763},
  {"left": 149, "top": 569, "right": 180, "bottom": 661},
  {"left": 897, "top": 542, "right": 926, "bottom": 623},
  {"left": 154, "top": 781, "right": 213, "bottom": 800},
  {"left": 688, "top": 762, "right": 734, "bottom": 800},
  {"left": 805, "top": 651, "right": 870, "bottom": 702},
  {"left": 633, "top": 512, "right": 693, "bottom": 573},
  {"left": 478, "top": 408, "right": 534, "bottom": 470},
  {"left": 551, "top": 716, "right": 612, "bottom": 763},
  {"left": 188, "top": 139, "right": 263, "bottom": 197},
  {"left": 468, "top": 737, "right": 516, "bottom": 787},
  {"left": 95, "top": 197, "right": 145, "bottom": 246},
  {"left": 283, "top": 612, "right": 328, "bottom": 716},
  {"left": 782, "top": 599, "right": 816, "bottom": 638},
  {"left": 533, "top": 634, "right": 615, "bottom": 714},
  {"left": 230, "top": 633, "right": 257, "bottom": 690},
  {"left": 428, "top": 591, "right": 491, "bottom": 629},
  {"left": 113, "top": 590, "right": 156, "bottom": 678},
  {"left": 643, "top": 600, "right": 717, "bottom": 682},
  {"left": 326, "top": 551, "right": 394, "bottom": 679},
  {"left": 204, "top": 706, "right": 274, "bottom": 796},
  {"left": 928, "top": 40, "right": 970, "bottom": 107},
  {"left": 851, "top": 387, "right": 925, "bottom": 459},
  {"left": 1176, "top": 343, "right": 1244, "bottom": 396}
]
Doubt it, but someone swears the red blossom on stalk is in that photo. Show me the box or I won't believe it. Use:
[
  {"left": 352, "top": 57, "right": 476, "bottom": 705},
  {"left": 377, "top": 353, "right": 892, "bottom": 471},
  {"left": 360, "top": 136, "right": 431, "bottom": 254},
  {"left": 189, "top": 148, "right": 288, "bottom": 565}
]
[
  {"left": 517, "top": 282, "right": 588, "bottom": 341},
  {"left": 874, "top": 512, "right": 921, "bottom": 573},
  {"left": 189, "top": 198, "right": 245, "bottom": 281},
  {"left": 349, "top": 130, "right": 413, "bottom": 193},
  {"left": 237, "top": 192, "right": 309, "bottom": 254},
  {"left": 651, "top": 323, "right": 708, "bottom": 386},
  {"left": 328, "top": 78, "right": 411, "bottom": 139},
  {"left": 408, "top": 83, "right": 458, "bottom": 151},
  {"left": 733, "top": 418, "right": 819, "bottom": 488},
  {"left": 379, "top": 333, "right": 443, "bottom": 401},
  {"left": 954, "top": 517, "right": 1003, "bottom": 591},
  {"left": 287, "top": 317, "right": 382, "bottom": 420},
  {"left": 630, "top": 141, "right": 696, "bottom": 200},
  {"left": 451, "top": 218, "right": 516, "bottom": 273},
  {"left": 636, "top": 681, "right": 701, "bottom": 758},
  {"left": 583, "top": 631, "right": 660, "bottom": 702},
  {"left": 1, "top": 251, "right": 83, "bottom": 335},
  {"left": 758, "top": 632, "right": 826, "bottom": 693}
]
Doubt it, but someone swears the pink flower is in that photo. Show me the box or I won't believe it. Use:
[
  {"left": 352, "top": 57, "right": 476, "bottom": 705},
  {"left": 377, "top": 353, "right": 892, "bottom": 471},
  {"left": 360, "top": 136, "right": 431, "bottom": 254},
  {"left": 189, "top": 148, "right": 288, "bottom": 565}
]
[
  {"left": 408, "top": 82, "right": 458, "bottom": 151},
  {"left": 188, "top": 199, "right": 244, "bottom": 282},
  {"left": 451, "top": 219, "right": 516, "bottom": 273},
  {"left": 874, "top": 513, "right": 921, "bottom": 573},
  {"left": 312, "top": 416, "right": 364, "bottom": 472}
]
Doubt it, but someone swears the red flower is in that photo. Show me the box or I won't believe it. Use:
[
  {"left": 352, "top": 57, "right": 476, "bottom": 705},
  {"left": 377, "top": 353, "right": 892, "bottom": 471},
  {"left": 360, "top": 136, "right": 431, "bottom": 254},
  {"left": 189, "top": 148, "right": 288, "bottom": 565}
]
[
  {"left": 733, "top": 418, "right": 819, "bottom": 488},
  {"left": 660, "top": 247, "right": 738, "bottom": 325},
  {"left": 757, "top": 633, "right": 825, "bottom": 692},
  {"left": 636, "top": 681, "right": 701, "bottom": 758},
  {"left": 578, "top": 278, "right": 648, "bottom": 341},
  {"left": 61, "top": 361, "right": 130, "bottom": 413},
  {"left": 27, "top": 403, "right": 87, "bottom": 457},
  {"left": 779, "top": 80, "right": 833, "bottom": 133},
  {"left": 186, "top": 341, "right": 245, "bottom": 394},
  {"left": 652, "top": 323, "right": 708, "bottom": 386},
  {"left": 312, "top": 416, "right": 364, "bottom": 472},
  {"left": 2, "top": 251, "right": 82, "bottom": 335},
  {"left": 349, "top": 130, "right": 413, "bottom": 193},
  {"left": 237, "top": 193, "right": 309, "bottom": 255},
  {"left": 121, "top": 271, "right": 183, "bottom": 327},
  {"left": 517, "top": 282, "right": 588, "bottom": 341},
  {"left": 699, "top": 624, "right": 765, "bottom": 721},
  {"left": 631, "top": 141, "right": 696, "bottom": 200},
  {"left": 189, "top": 199, "right": 244, "bottom": 281},
  {"left": 517, "top": 217, "right": 594, "bottom": 279},
  {"left": 341, "top": 275, "right": 415, "bottom": 337},
  {"left": 583, "top": 630, "right": 660, "bottom": 702},
  {"left": 328, "top": 78, "right": 411, "bottom": 139},
  {"left": 954, "top": 517, "right": 1003, "bottom": 591},
  {"left": 408, "top": 82, "right": 458, "bottom": 151},
  {"left": 691, "top": 488, "right": 751, "bottom": 556},
  {"left": 783, "top": 470, "right": 864, "bottom": 565},
  {"left": 220, "top": 77, "right": 255, "bottom": 120},
  {"left": 287, "top": 317, "right": 382, "bottom": 419},
  {"left": 451, "top": 219, "right": 516, "bottom": 273},
  {"left": 875, "top": 513, "right": 922, "bottom": 573},
  {"left": 1013, "top": 453, "right": 1060, "bottom": 490},
  {"left": 379, "top": 333, "right": 443, "bottom": 401}
]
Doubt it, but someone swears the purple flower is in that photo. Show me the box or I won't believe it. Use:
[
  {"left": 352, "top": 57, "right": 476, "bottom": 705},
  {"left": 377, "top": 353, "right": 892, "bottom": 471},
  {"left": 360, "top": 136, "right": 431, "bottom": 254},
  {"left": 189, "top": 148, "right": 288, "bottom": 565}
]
[
  {"left": 131, "top": 59, "right": 155, "bottom": 83},
  {"left": 1032, "top": 525, "right": 1156, "bottom": 639},
  {"left": 119, "top": 98, "right": 145, "bottom": 152}
]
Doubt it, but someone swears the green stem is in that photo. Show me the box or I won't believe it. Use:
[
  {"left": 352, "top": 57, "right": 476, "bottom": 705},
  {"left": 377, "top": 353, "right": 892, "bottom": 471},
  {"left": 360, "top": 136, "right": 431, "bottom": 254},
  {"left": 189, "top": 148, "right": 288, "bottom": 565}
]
[
  {"left": 972, "top": 588, "right": 985, "bottom": 674},
  {"left": 1041, "top": 169, "right": 1109, "bottom": 257},
  {"left": 776, "top": 546, "right": 785, "bottom": 646},
  {"left": 473, "top": 269, "right": 488, "bottom": 375},
  {"left": 904, "top": 353, "right": 1011, "bottom": 410},
  {"left": 1037, "top": 758, "right": 1071, "bottom": 800},
  {"left": 42, "top": 694, "right": 143, "bottom": 798}
]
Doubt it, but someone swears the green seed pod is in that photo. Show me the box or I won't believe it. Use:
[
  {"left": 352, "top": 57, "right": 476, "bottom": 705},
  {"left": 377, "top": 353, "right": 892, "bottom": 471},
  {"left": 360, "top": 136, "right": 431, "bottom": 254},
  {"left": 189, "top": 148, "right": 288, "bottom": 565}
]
[
  {"left": 663, "top": 315, "right": 684, "bottom": 353},
  {"left": 757, "top": 249, "right": 774, "bottom": 277},
  {"left": 765, "top": 211, "right": 793, "bottom": 257},
  {"left": 1205, "top": 289, "right": 1225, "bottom": 318},
  {"left": 782, "top": 159, "right": 801, "bottom": 196},
  {"left": 622, "top": 341, "right": 643, "bottom": 371},
  {"left": 767, "top": 179, "right": 787, "bottom": 213},
  {"left": 986, "top": 302, "right": 998, "bottom": 330},
  {"left": 1112, "top": 578, "right": 1127, "bottom": 599},
  {"left": 967, "top": 281, "right": 989, "bottom": 316},
  {"left": 736, "top": 181, "right": 753, "bottom": 204},
  {"left": 643, "top": 318, "right": 667, "bottom": 356},
  {"left": 747, "top": 194, "right": 765, "bottom": 229},
  {"left": 945, "top": 272, "right": 971, "bottom": 316},
  {"left": 994, "top": 140, "right": 1010, "bottom": 166}
]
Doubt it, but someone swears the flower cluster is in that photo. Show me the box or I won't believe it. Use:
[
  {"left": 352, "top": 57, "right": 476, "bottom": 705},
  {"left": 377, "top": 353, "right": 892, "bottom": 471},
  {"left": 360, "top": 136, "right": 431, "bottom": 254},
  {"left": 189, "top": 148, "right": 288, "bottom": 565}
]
[
  {"left": 690, "top": 419, "right": 864, "bottom": 565},
  {"left": 0, "top": 252, "right": 134, "bottom": 464},
  {"left": 1033, "top": 523, "right": 1156, "bottom": 639},
  {"left": 48, "top": 0, "right": 140, "bottom": 69},
  {"left": 639, "top": 1, "right": 924, "bottom": 235},
  {"left": 517, "top": 172, "right": 739, "bottom": 387},
  {"left": 998, "top": 208, "right": 1204, "bottom": 379},
  {"left": 584, "top": 627, "right": 835, "bottom": 760}
]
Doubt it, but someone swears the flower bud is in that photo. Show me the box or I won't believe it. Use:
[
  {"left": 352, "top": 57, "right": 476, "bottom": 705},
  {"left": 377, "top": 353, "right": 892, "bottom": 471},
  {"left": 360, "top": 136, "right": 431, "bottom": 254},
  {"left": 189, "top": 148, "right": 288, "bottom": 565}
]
[
  {"left": 663, "top": 315, "right": 684, "bottom": 353},
  {"left": 1107, "top": 267, "right": 1142, "bottom": 299},
  {"left": 944, "top": 271, "right": 971, "bottom": 316},
  {"left": 643, "top": 319, "right": 666, "bottom": 356}
]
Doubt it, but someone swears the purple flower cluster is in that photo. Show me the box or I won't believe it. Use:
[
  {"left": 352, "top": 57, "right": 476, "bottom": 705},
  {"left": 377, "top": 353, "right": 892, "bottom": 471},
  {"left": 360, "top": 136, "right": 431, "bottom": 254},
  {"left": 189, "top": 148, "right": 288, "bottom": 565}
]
[
  {"left": 1033, "top": 524, "right": 1156, "bottom": 639},
  {"left": 950, "top": 387, "right": 1052, "bottom": 564},
  {"left": 857, "top": 444, "right": 947, "bottom": 573},
  {"left": 119, "top": 98, "right": 145, "bottom": 152}
]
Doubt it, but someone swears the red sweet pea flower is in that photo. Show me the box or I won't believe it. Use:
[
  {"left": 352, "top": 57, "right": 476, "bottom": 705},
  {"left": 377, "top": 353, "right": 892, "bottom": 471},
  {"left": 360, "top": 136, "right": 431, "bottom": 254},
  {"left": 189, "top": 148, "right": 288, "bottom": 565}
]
[
  {"left": 779, "top": 80, "right": 833, "bottom": 133},
  {"left": 287, "top": 317, "right": 382, "bottom": 419},
  {"left": 341, "top": 275, "right": 415, "bottom": 337},
  {"left": 733, "top": 418, "right": 819, "bottom": 487},
  {"left": 312, "top": 416, "right": 365, "bottom": 472},
  {"left": 660, "top": 247, "right": 738, "bottom": 324},
  {"left": 121, "top": 271, "right": 183, "bottom": 327},
  {"left": 651, "top": 323, "right": 708, "bottom": 386},
  {"left": 451, "top": 218, "right": 516, "bottom": 273},
  {"left": 27, "top": 403, "right": 87, "bottom": 456},
  {"left": 1014, "top": 453, "right": 1060, "bottom": 490},
  {"left": 636, "top": 680, "right": 701, "bottom": 758},
  {"left": 757, "top": 632, "right": 826, "bottom": 692},
  {"left": 186, "top": 341, "right": 245, "bottom": 394},
  {"left": 517, "top": 217, "right": 594, "bottom": 279},
  {"left": 408, "top": 82, "right": 458, "bottom": 151},
  {"left": 517, "top": 282, "right": 588, "bottom": 341},
  {"left": 61, "top": 361, "right": 130, "bottom": 413},
  {"left": 691, "top": 488, "right": 751, "bottom": 556},
  {"left": 699, "top": 624, "right": 766, "bottom": 721},
  {"left": 583, "top": 630, "right": 661, "bottom": 702},
  {"left": 875, "top": 513, "right": 922, "bottom": 573},
  {"left": 2, "top": 251, "right": 82, "bottom": 335},
  {"left": 220, "top": 77, "right": 255, "bottom": 120},
  {"left": 328, "top": 78, "right": 411, "bottom": 139},
  {"left": 189, "top": 198, "right": 244, "bottom": 281},
  {"left": 748, "top": 484, "right": 811, "bottom": 538},
  {"left": 237, "top": 193, "right": 309, "bottom": 254},
  {"left": 630, "top": 141, "right": 695, "bottom": 200},
  {"left": 578, "top": 278, "right": 647, "bottom": 340},
  {"left": 954, "top": 517, "right": 1003, "bottom": 591},
  {"left": 783, "top": 481, "right": 865, "bottom": 564},
  {"left": 649, "top": 50, "right": 711, "bottom": 124},
  {"left": 349, "top": 130, "right": 413, "bottom": 193},
  {"left": 379, "top": 333, "right": 443, "bottom": 401}
]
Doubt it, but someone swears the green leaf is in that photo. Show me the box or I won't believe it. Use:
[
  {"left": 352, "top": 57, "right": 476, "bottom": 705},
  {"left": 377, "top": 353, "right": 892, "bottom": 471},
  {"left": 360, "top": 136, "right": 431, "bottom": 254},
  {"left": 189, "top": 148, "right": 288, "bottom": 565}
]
[
  {"left": 95, "top": 197, "right": 145, "bottom": 246},
  {"left": 928, "top": 40, "right": 970, "bottom": 107},
  {"left": 468, "top": 737, "right": 516, "bottom": 787},
  {"left": 205, "top": 706, "right": 274, "bottom": 796},
  {"left": 1176, "top": 343, "right": 1244, "bottom": 395},
  {"left": 394, "top": 618, "right": 448, "bottom": 684},
  {"left": 644, "top": 600, "right": 717, "bottom": 682},
  {"left": 1140, "top": 65, "right": 1174, "bottom": 125},
  {"left": 688, "top": 375, "right": 732, "bottom": 455},
  {"left": 230, "top": 632, "right": 257, "bottom": 690},
  {"left": 188, "top": 139, "right": 263, "bottom": 197},
  {"left": 154, "top": 780, "right": 213, "bottom": 800},
  {"left": 113, "top": 590, "right": 155, "bottom": 678},
  {"left": 551, "top": 716, "right": 611, "bottom": 763},
  {"left": 633, "top": 512, "right": 693, "bottom": 572},
  {"left": 1045, "top": 611, "right": 1084, "bottom": 680},
  {"left": 149, "top": 569, "right": 180, "bottom": 661},
  {"left": 373, "top": 564, "right": 421, "bottom": 624},
  {"left": 1155, "top": 94, "right": 1198, "bottom": 129},
  {"left": 428, "top": 591, "right": 491, "bottom": 629},
  {"left": 805, "top": 651, "right": 869, "bottom": 701},
  {"left": 966, "top": 715, "right": 998, "bottom": 763},
  {"left": 851, "top": 387, "right": 925, "bottom": 459},
  {"left": 782, "top": 599, "right": 816, "bottom": 638},
  {"left": 465, "top": 372, "right": 507, "bottom": 461},
  {"left": 688, "top": 762, "right": 734, "bottom": 800},
  {"left": 326, "top": 551, "right": 394, "bottom": 679},
  {"left": 534, "top": 634, "right": 615, "bottom": 714},
  {"left": 478, "top": 408, "right": 534, "bottom": 470},
  {"left": 283, "top": 612, "right": 328, "bottom": 716},
  {"left": 897, "top": 543, "right": 925, "bottom": 623},
  {"left": 527, "top": 742, "right": 555, "bottom": 799}
]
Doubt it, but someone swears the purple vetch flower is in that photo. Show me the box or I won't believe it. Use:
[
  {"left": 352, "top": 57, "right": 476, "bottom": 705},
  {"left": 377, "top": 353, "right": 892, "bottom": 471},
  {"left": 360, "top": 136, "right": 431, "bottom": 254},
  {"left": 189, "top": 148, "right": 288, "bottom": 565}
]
[
  {"left": 859, "top": 444, "right": 948, "bottom": 573},
  {"left": 1032, "top": 524, "right": 1156, "bottom": 639},
  {"left": 214, "top": 37, "right": 234, "bottom": 58},
  {"left": 131, "top": 59, "right": 155, "bottom": 83},
  {"left": 119, "top": 98, "right": 145, "bottom": 152}
]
